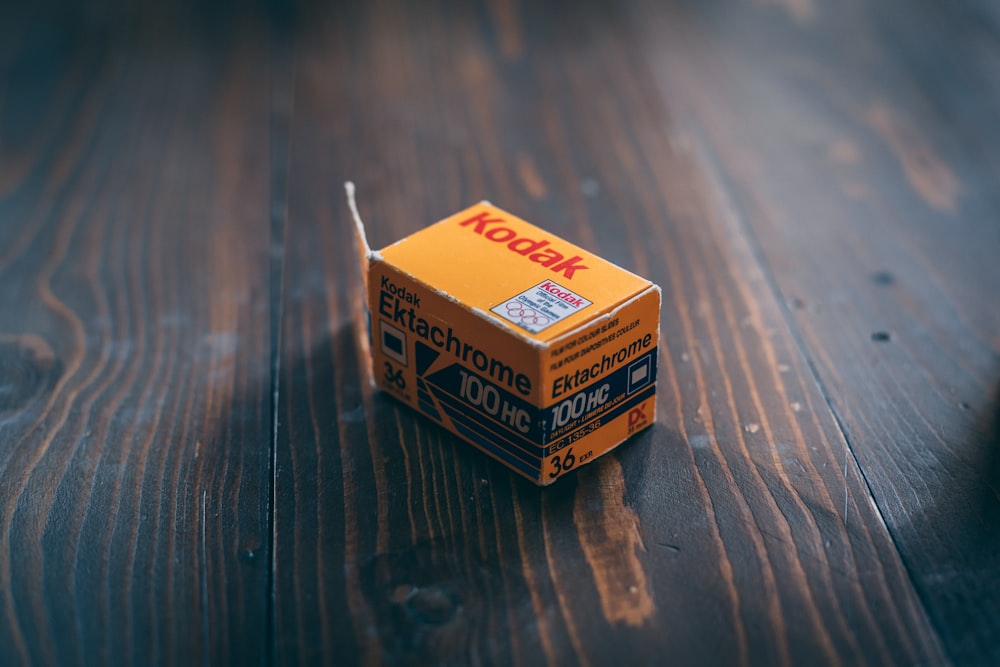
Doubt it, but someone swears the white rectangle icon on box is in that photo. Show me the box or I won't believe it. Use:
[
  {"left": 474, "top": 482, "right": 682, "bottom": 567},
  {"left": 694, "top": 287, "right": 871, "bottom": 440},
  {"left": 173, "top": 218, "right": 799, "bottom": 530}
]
[{"left": 627, "top": 357, "right": 652, "bottom": 394}]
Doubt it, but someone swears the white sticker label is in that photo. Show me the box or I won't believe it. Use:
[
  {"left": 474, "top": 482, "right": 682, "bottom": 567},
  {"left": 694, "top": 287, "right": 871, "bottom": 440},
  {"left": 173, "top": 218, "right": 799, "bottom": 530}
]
[{"left": 491, "top": 280, "right": 593, "bottom": 334}]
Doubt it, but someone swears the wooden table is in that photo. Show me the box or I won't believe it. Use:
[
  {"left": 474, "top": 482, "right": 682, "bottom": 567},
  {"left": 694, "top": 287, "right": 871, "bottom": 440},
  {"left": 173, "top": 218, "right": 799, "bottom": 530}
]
[{"left": 2, "top": 0, "right": 998, "bottom": 664}]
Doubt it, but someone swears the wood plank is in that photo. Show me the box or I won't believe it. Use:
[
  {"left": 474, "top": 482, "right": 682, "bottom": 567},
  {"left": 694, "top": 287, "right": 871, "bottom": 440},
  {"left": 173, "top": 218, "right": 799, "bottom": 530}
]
[
  {"left": 275, "top": 0, "right": 945, "bottom": 663},
  {"left": 626, "top": 0, "right": 1000, "bottom": 663},
  {"left": 0, "top": 5, "right": 274, "bottom": 664}
]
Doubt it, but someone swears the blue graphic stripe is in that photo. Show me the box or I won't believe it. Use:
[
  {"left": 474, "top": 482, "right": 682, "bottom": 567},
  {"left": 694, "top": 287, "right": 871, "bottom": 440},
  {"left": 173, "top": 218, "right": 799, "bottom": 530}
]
[
  {"left": 439, "top": 402, "right": 544, "bottom": 466},
  {"left": 545, "top": 385, "right": 656, "bottom": 456},
  {"left": 418, "top": 398, "right": 442, "bottom": 421},
  {"left": 438, "top": 403, "right": 543, "bottom": 473},
  {"left": 448, "top": 419, "right": 541, "bottom": 478},
  {"left": 431, "top": 385, "right": 543, "bottom": 456},
  {"left": 455, "top": 424, "right": 542, "bottom": 480}
]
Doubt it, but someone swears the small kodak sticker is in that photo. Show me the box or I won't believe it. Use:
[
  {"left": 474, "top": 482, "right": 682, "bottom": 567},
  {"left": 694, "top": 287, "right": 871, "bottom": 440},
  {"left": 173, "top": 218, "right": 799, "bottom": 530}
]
[{"left": 491, "top": 280, "right": 593, "bottom": 333}]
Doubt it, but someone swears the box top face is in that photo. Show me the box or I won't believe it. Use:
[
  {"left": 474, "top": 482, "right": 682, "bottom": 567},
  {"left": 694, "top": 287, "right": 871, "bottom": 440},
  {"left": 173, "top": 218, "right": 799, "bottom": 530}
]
[{"left": 378, "top": 203, "right": 651, "bottom": 342}]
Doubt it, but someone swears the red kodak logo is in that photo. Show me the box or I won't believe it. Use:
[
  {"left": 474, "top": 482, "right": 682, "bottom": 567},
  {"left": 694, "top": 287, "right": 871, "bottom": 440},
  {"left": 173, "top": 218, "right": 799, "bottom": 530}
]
[
  {"left": 458, "top": 211, "right": 590, "bottom": 279},
  {"left": 539, "top": 281, "right": 586, "bottom": 307}
]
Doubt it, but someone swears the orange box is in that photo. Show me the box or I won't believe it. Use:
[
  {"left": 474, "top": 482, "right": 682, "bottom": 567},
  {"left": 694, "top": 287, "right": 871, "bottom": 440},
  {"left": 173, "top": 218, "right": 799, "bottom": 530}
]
[{"left": 348, "top": 183, "right": 660, "bottom": 485}]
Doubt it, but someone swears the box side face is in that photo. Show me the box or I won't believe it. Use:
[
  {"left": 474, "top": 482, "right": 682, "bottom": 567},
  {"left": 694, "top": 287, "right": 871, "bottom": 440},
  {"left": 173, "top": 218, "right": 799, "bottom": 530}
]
[
  {"left": 369, "top": 260, "right": 546, "bottom": 482},
  {"left": 379, "top": 203, "right": 651, "bottom": 342},
  {"left": 537, "top": 286, "right": 661, "bottom": 483}
]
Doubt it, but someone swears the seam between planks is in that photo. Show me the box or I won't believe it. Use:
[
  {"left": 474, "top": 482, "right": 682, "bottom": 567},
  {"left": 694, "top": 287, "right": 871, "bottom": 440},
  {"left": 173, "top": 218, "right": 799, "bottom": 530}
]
[
  {"left": 267, "top": 7, "right": 294, "bottom": 666},
  {"left": 679, "top": 122, "right": 951, "bottom": 664}
]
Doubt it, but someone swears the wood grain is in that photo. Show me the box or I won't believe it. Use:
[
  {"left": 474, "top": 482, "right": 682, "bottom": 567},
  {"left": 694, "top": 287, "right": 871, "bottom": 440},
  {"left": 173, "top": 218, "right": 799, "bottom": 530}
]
[
  {"left": 626, "top": 0, "right": 1000, "bottom": 662},
  {"left": 0, "top": 4, "right": 274, "bottom": 664},
  {"left": 275, "top": 0, "right": 947, "bottom": 664},
  {"left": 3, "top": 0, "right": 997, "bottom": 664}
]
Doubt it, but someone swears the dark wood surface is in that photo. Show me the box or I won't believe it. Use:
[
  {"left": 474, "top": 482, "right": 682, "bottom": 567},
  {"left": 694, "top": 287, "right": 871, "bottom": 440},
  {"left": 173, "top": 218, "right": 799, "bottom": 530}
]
[
  {"left": 1, "top": 0, "right": 998, "bottom": 665},
  {"left": 0, "top": 3, "right": 275, "bottom": 664}
]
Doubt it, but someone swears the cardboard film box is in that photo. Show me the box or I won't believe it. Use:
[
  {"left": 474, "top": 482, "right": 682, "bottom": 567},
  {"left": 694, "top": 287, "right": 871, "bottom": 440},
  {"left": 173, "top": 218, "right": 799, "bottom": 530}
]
[{"left": 348, "top": 184, "right": 660, "bottom": 485}]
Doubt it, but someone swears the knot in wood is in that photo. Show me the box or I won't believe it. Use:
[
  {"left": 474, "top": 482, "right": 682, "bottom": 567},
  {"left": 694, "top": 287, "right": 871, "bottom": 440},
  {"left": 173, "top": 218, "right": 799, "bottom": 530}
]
[
  {"left": 0, "top": 336, "right": 59, "bottom": 415},
  {"left": 400, "top": 584, "right": 461, "bottom": 625}
]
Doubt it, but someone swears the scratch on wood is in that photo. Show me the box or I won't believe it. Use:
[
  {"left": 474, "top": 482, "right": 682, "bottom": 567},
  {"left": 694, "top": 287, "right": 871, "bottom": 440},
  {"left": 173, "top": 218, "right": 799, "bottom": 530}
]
[
  {"left": 842, "top": 451, "right": 850, "bottom": 531},
  {"left": 574, "top": 459, "right": 655, "bottom": 627},
  {"left": 866, "top": 103, "right": 960, "bottom": 212},
  {"left": 200, "top": 490, "right": 209, "bottom": 666}
]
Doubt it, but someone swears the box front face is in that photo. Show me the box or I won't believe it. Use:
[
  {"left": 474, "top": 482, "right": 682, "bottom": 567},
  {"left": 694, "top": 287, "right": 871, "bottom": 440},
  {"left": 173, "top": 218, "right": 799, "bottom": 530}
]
[
  {"left": 539, "top": 287, "right": 661, "bottom": 482},
  {"left": 368, "top": 261, "right": 547, "bottom": 482}
]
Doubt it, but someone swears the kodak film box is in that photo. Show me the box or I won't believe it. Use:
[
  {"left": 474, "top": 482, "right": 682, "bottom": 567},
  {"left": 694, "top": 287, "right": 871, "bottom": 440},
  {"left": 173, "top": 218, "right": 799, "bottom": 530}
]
[{"left": 348, "top": 184, "right": 660, "bottom": 485}]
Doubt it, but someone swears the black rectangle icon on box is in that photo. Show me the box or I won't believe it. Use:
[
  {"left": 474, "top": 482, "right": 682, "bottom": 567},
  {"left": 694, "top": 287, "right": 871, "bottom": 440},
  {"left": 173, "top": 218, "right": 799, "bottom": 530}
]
[
  {"left": 379, "top": 320, "right": 408, "bottom": 366},
  {"left": 384, "top": 331, "right": 403, "bottom": 354}
]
